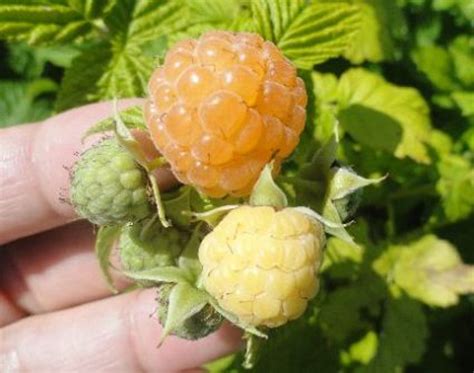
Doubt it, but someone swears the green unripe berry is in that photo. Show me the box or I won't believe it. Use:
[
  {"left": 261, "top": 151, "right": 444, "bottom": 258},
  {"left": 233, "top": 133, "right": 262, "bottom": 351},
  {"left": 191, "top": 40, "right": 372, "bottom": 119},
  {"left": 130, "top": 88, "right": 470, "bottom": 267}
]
[
  {"left": 70, "top": 138, "right": 151, "bottom": 225},
  {"left": 119, "top": 220, "right": 188, "bottom": 272}
]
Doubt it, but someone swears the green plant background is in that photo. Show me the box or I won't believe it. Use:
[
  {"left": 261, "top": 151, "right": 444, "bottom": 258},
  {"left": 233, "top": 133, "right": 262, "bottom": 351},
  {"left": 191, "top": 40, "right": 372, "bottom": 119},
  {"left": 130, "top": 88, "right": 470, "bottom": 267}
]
[{"left": 1, "top": 0, "right": 473, "bottom": 371}]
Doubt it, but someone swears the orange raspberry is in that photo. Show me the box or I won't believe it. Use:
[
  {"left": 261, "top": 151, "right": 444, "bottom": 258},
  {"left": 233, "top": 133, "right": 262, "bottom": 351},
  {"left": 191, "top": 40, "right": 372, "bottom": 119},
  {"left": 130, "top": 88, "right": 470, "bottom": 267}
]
[{"left": 145, "top": 31, "right": 307, "bottom": 197}]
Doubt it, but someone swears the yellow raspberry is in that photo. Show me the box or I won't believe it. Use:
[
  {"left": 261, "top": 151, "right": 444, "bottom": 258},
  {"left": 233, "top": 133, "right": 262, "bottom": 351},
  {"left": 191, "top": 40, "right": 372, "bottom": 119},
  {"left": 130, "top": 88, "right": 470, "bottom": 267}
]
[
  {"left": 199, "top": 206, "right": 325, "bottom": 328},
  {"left": 145, "top": 31, "right": 307, "bottom": 197}
]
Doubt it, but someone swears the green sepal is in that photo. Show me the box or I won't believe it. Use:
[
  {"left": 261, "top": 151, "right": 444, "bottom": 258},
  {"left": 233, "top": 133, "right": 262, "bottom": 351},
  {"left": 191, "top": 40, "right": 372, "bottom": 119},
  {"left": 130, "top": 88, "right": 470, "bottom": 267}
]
[
  {"left": 249, "top": 163, "right": 288, "bottom": 209},
  {"left": 187, "top": 205, "right": 240, "bottom": 228},
  {"left": 162, "top": 187, "right": 194, "bottom": 227},
  {"left": 328, "top": 167, "right": 386, "bottom": 201},
  {"left": 321, "top": 167, "right": 385, "bottom": 242},
  {"left": 321, "top": 201, "right": 354, "bottom": 244},
  {"left": 329, "top": 166, "right": 385, "bottom": 222},
  {"left": 178, "top": 223, "right": 206, "bottom": 279},
  {"left": 299, "top": 135, "right": 338, "bottom": 182},
  {"left": 95, "top": 225, "right": 121, "bottom": 293},
  {"left": 113, "top": 100, "right": 153, "bottom": 170},
  {"left": 292, "top": 206, "right": 349, "bottom": 230},
  {"left": 208, "top": 298, "right": 268, "bottom": 339},
  {"left": 159, "top": 283, "right": 210, "bottom": 344},
  {"left": 149, "top": 173, "right": 172, "bottom": 228},
  {"left": 82, "top": 105, "right": 145, "bottom": 141},
  {"left": 243, "top": 333, "right": 266, "bottom": 370},
  {"left": 123, "top": 266, "right": 192, "bottom": 284}
]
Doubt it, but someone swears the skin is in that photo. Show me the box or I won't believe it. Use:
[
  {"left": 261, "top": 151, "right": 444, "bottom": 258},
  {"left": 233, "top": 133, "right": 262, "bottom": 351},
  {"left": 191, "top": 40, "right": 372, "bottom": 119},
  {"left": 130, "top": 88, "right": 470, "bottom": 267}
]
[{"left": 0, "top": 100, "right": 241, "bottom": 372}]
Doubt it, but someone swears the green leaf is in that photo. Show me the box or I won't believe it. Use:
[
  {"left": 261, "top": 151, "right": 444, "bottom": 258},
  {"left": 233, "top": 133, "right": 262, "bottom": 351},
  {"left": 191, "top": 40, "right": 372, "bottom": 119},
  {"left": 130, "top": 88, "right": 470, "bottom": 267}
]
[
  {"left": 374, "top": 235, "right": 474, "bottom": 307},
  {"left": 251, "top": 0, "right": 306, "bottom": 42},
  {"left": 119, "top": 0, "right": 189, "bottom": 44},
  {"left": 160, "top": 282, "right": 209, "bottom": 342},
  {"left": 0, "top": 1, "right": 98, "bottom": 45},
  {"left": 186, "top": 0, "right": 243, "bottom": 24},
  {"left": 451, "top": 91, "right": 474, "bottom": 116},
  {"left": 0, "top": 79, "right": 57, "bottom": 127},
  {"left": 56, "top": 0, "right": 189, "bottom": 111},
  {"left": 436, "top": 154, "right": 474, "bottom": 222},
  {"left": 449, "top": 35, "right": 474, "bottom": 86},
  {"left": 342, "top": 330, "right": 378, "bottom": 365},
  {"left": 55, "top": 42, "right": 112, "bottom": 111},
  {"left": 8, "top": 42, "right": 80, "bottom": 78},
  {"left": 95, "top": 225, "right": 121, "bottom": 293},
  {"left": 251, "top": 0, "right": 361, "bottom": 69},
  {"left": 336, "top": 68, "right": 432, "bottom": 163},
  {"left": 361, "top": 297, "right": 428, "bottom": 372},
  {"left": 318, "top": 274, "right": 386, "bottom": 343},
  {"left": 168, "top": 0, "right": 252, "bottom": 44},
  {"left": 340, "top": 0, "right": 406, "bottom": 64},
  {"left": 411, "top": 45, "right": 460, "bottom": 92},
  {"left": 433, "top": 0, "right": 474, "bottom": 23},
  {"left": 123, "top": 266, "right": 192, "bottom": 284},
  {"left": 66, "top": 0, "right": 114, "bottom": 20}
]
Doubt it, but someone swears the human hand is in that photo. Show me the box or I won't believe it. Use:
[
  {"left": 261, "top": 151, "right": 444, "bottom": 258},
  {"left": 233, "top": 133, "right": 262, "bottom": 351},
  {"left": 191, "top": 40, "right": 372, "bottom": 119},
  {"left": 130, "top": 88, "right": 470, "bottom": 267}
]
[{"left": 0, "top": 100, "right": 241, "bottom": 372}]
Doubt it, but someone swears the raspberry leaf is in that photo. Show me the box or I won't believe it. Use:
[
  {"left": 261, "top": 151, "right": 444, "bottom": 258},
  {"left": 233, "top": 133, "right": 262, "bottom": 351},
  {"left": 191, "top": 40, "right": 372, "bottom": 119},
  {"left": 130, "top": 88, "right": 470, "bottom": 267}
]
[
  {"left": 435, "top": 154, "right": 474, "bottom": 222},
  {"left": 314, "top": 68, "right": 433, "bottom": 164},
  {"left": 0, "top": 79, "right": 57, "bottom": 127},
  {"left": 334, "top": 0, "right": 407, "bottom": 64},
  {"left": 0, "top": 1, "right": 103, "bottom": 45},
  {"left": 373, "top": 235, "right": 474, "bottom": 307},
  {"left": 361, "top": 297, "right": 428, "bottom": 371},
  {"left": 56, "top": 0, "right": 189, "bottom": 111},
  {"left": 55, "top": 42, "right": 112, "bottom": 111},
  {"left": 95, "top": 225, "right": 121, "bottom": 293},
  {"left": 252, "top": 0, "right": 361, "bottom": 69},
  {"left": 169, "top": 0, "right": 253, "bottom": 43}
]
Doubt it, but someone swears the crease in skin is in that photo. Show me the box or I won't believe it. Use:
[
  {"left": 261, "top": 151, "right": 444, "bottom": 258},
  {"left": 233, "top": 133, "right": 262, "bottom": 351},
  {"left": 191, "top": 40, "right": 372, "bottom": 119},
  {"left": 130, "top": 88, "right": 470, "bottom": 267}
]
[{"left": 0, "top": 247, "right": 44, "bottom": 314}]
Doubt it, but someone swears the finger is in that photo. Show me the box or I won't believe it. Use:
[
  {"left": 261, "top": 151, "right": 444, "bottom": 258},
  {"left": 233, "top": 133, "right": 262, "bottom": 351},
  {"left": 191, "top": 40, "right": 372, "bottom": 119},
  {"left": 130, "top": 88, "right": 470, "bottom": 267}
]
[
  {"left": 0, "top": 289, "right": 242, "bottom": 372},
  {"left": 0, "top": 99, "right": 177, "bottom": 245},
  {"left": 0, "top": 221, "right": 130, "bottom": 321}
]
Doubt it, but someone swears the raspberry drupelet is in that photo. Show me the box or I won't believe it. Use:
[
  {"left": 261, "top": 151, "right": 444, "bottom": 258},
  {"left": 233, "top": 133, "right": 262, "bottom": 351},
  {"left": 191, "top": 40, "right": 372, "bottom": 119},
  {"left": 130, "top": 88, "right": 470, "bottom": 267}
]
[{"left": 145, "top": 31, "right": 307, "bottom": 197}]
